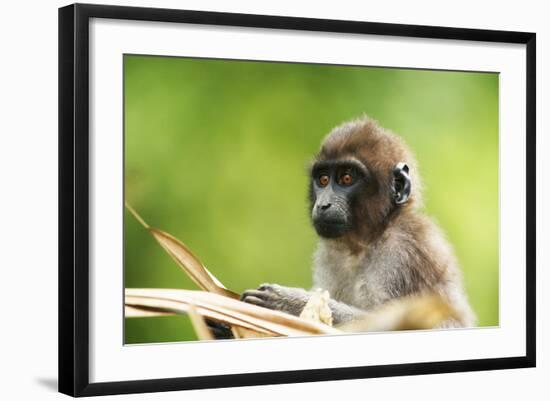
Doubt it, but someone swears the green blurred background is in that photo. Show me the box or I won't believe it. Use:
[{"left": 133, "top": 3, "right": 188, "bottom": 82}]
[{"left": 124, "top": 55, "right": 499, "bottom": 344}]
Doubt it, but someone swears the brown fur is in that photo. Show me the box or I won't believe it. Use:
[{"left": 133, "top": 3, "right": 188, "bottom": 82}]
[
  {"left": 311, "top": 116, "right": 475, "bottom": 326},
  {"left": 242, "top": 116, "right": 476, "bottom": 328}
]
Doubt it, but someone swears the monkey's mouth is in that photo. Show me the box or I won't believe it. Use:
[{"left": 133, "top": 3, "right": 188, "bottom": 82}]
[{"left": 313, "top": 219, "right": 349, "bottom": 238}]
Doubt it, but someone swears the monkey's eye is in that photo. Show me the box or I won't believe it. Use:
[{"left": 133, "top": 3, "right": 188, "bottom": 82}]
[
  {"left": 339, "top": 173, "right": 354, "bottom": 186},
  {"left": 318, "top": 175, "right": 330, "bottom": 187}
]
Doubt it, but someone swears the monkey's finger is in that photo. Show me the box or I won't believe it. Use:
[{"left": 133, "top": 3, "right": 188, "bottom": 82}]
[
  {"left": 241, "top": 289, "right": 273, "bottom": 301},
  {"left": 205, "top": 318, "right": 234, "bottom": 340},
  {"left": 241, "top": 295, "right": 267, "bottom": 307},
  {"left": 257, "top": 283, "right": 277, "bottom": 292}
]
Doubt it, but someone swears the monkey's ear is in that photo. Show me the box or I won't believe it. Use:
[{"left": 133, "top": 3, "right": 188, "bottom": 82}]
[{"left": 392, "top": 162, "right": 411, "bottom": 205}]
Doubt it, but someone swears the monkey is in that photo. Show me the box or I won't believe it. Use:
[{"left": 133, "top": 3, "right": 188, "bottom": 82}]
[{"left": 240, "top": 116, "right": 476, "bottom": 329}]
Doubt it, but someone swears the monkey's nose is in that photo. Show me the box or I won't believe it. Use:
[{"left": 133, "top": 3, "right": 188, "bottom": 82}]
[{"left": 320, "top": 203, "right": 332, "bottom": 211}]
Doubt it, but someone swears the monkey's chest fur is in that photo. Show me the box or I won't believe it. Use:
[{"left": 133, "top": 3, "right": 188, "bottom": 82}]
[{"left": 312, "top": 239, "right": 405, "bottom": 310}]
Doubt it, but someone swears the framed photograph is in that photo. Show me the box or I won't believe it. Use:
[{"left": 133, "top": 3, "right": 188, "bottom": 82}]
[{"left": 58, "top": 3, "right": 536, "bottom": 397}]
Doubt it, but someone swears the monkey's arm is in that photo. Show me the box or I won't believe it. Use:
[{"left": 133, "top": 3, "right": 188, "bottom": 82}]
[{"left": 241, "top": 284, "right": 366, "bottom": 325}]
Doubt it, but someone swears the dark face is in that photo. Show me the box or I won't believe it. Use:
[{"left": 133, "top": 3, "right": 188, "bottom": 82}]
[{"left": 309, "top": 159, "right": 368, "bottom": 238}]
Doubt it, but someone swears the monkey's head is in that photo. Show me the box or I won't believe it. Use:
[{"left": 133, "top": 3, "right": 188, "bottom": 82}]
[{"left": 309, "top": 116, "right": 422, "bottom": 240}]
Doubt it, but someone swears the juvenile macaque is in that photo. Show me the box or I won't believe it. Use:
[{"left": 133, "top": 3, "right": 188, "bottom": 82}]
[{"left": 241, "top": 116, "right": 475, "bottom": 328}]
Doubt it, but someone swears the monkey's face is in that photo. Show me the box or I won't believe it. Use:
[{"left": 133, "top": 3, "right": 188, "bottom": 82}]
[
  {"left": 309, "top": 159, "right": 367, "bottom": 238},
  {"left": 309, "top": 118, "right": 415, "bottom": 240},
  {"left": 309, "top": 158, "right": 411, "bottom": 239}
]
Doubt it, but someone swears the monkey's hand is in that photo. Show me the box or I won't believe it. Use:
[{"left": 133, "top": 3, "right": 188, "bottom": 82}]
[
  {"left": 205, "top": 319, "right": 234, "bottom": 340},
  {"left": 241, "top": 283, "right": 310, "bottom": 317}
]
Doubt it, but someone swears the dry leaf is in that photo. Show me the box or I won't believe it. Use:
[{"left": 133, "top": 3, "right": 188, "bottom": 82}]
[
  {"left": 231, "top": 327, "right": 272, "bottom": 339},
  {"left": 187, "top": 305, "right": 215, "bottom": 341},
  {"left": 149, "top": 228, "right": 239, "bottom": 299},
  {"left": 126, "top": 294, "right": 275, "bottom": 334},
  {"left": 125, "top": 288, "right": 339, "bottom": 337},
  {"left": 124, "top": 305, "right": 173, "bottom": 318},
  {"left": 338, "top": 293, "right": 458, "bottom": 332},
  {"left": 125, "top": 202, "right": 239, "bottom": 299}
]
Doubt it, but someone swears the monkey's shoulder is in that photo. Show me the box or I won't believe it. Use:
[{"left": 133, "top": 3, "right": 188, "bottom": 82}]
[{"left": 381, "top": 212, "right": 462, "bottom": 286}]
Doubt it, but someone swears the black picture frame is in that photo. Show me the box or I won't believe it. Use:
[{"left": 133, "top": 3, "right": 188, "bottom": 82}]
[{"left": 58, "top": 3, "right": 536, "bottom": 397}]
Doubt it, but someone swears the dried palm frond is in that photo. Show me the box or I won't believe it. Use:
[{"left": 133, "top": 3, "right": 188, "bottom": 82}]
[
  {"left": 338, "top": 293, "right": 458, "bottom": 332},
  {"left": 125, "top": 202, "right": 238, "bottom": 299},
  {"left": 125, "top": 288, "right": 339, "bottom": 337},
  {"left": 187, "top": 305, "right": 215, "bottom": 341}
]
